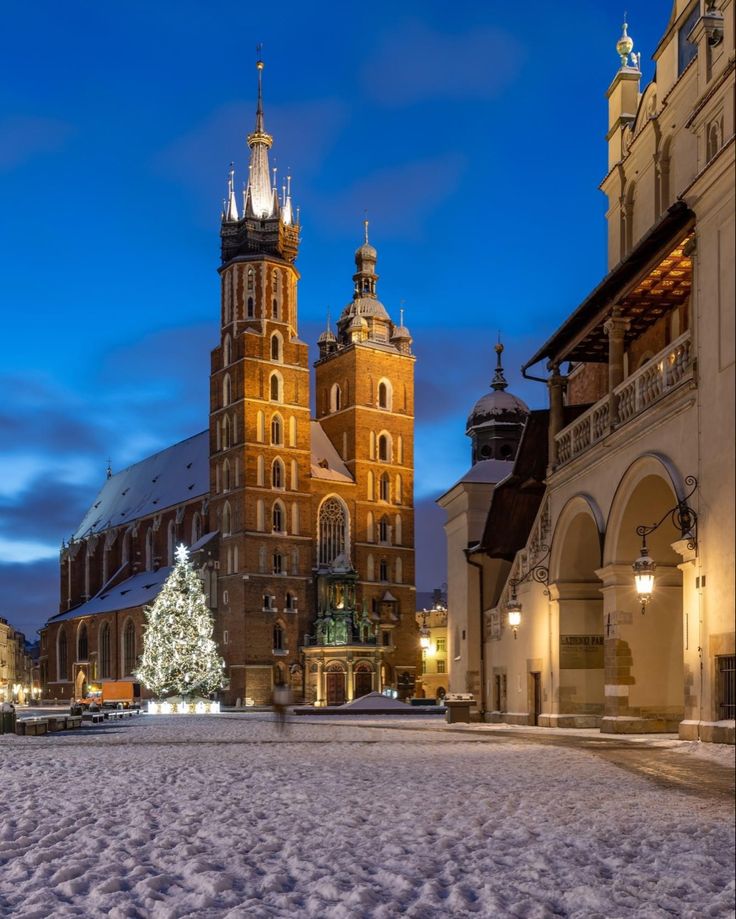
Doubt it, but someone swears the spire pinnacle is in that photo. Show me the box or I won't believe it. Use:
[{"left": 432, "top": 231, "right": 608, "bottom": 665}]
[
  {"left": 364, "top": 218, "right": 369, "bottom": 245},
  {"left": 223, "top": 162, "right": 239, "bottom": 222},
  {"left": 491, "top": 336, "right": 508, "bottom": 391},
  {"left": 246, "top": 50, "right": 274, "bottom": 218},
  {"left": 616, "top": 14, "right": 636, "bottom": 68}
]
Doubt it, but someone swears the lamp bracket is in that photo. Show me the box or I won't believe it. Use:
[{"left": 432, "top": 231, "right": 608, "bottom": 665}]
[{"left": 635, "top": 475, "right": 698, "bottom": 554}]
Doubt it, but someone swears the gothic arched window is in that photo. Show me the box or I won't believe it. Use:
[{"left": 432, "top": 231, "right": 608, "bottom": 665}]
[
  {"left": 99, "top": 622, "right": 111, "bottom": 678},
  {"left": 272, "top": 501, "right": 285, "bottom": 533},
  {"left": 378, "top": 433, "right": 391, "bottom": 462},
  {"left": 123, "top": 620, "right": 136, "bottom": 675},
  {"left": 167, "top": 520, "right": 176, "bottom": 564},
  {"left": 378, "top": 380, "right": 392, "bottom": 410},
  {"left": 271, "top": 414, "right": 283, "bottom": 445},
  {"left": 78, "top": 623, "right": 88, "bottom": 661},
  {"left": 192, "top": 512, "right": 202, "bottom": 545},
  {"left": 379, "top": 515, "right": 390, "bottom": 544},
  {"left": 379, "top": 473, "right": 390, "bottom": 502},
  {"left": 270, "top": 373, "right": 282, "bottom": 402},
  {"left": 273, "top": 622, "right": 284, "bottom": 651},
  {"left": 318, "top": 497, "right": 348, "bottom": 567},
  {"left": 272, "top": 458, "right": 284, "bottom": 489},
  {"left": 330, "top": 383, "right": 342, "bottom": 413},
  {"left": 271, "top": 333, "right": 282, "bottom": 363},
  {"left": 223, "top": 334, "right": 232, "bottom": 367},
  {"left": 58, "top": 629, "right": 68, "bottom": 680},
  {"left": 222, "top": 501, "right": 232, "bottom": 536}
]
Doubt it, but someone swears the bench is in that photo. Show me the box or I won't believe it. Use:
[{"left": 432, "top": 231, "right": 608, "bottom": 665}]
[
  {"left": 46, "top": 715, "right": 70, "bottom": 732},
  {"left": 67, "top": 715, "right": 83, "bottom": 729},
  {"left": 82, "top": 712, "right": 106, "bottom": 725},
  {"left": 15, "top": 718, "right": 49, "bottom": 736}
]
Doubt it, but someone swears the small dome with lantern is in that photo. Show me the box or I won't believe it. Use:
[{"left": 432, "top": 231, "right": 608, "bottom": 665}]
[{"left": 466, "top": 340, "right": 529, "bottom": 465}]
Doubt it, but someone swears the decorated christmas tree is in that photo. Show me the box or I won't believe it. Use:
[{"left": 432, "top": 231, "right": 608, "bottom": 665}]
[{"left": 136, "top": 544, "right": 225, "bottom": 699}]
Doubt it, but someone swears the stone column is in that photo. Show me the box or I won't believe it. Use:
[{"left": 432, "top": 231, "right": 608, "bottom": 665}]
[
  {"left": 603, "top": 309, "right": 631, "bottom": 428},
  {"left": 547, "top": 364, "right": 567, "bottom": 470},
  {"left": 316, "top": 659, "right": 323, "bottom": 706},
  {"left": 672, "top": 538, "right": 699, "bottom": 739},
  {"left": 346, "top": 657, "right": 354, "bottom": 702}
]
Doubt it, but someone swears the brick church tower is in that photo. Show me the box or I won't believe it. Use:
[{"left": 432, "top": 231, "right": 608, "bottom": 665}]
[
  {"left": 312, "top": 224, "right": 417, "bottom": 701},
  {"left": 210, "top": 59, "right": 312, "bottom": 704},
  {"left": 209, "top": 61, "right": 419, "bottom": 705}
]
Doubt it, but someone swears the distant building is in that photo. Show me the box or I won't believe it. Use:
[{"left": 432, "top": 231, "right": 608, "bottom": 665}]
[
  {"left": 437, "top": 343, "right": 529, "bottom": 712},
  {"left": 0, "top": 618, "right": 34, "bottom": 703},
  {"left": 40, "top": 61, "right": 419, "bottom": 706},
  {"left": 416, "top": 588, "right": 449, "bottom": 700}
]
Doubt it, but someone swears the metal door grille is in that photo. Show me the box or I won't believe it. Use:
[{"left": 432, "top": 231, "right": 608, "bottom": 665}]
[{"left": 717, "top": 655, "right": 735, "bottom": 720}]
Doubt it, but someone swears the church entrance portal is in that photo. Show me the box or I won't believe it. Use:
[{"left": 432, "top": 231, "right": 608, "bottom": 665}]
[
  {"left": 354, "top": 671, "right": 372, "bottom": 698},
  {"left": 326, "top": 671, "right": 346, "bottom": 705}
]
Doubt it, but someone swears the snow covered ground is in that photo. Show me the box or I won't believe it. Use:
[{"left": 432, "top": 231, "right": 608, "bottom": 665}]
[{"left": 1, "top": 715, "right": 733, "bottom": 918}]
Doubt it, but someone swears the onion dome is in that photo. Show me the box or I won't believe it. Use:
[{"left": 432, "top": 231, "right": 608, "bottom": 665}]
[{"left": 466, "top": 341, "right": 529, "bottom": 434}]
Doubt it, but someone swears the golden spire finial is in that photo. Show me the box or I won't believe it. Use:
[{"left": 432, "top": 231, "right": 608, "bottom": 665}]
[{"left": 617, "top": 14, "right": 635, "bottom": 68}]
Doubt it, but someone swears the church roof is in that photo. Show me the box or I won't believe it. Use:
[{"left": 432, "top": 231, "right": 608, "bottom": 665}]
[
  {"left": 71, "top": 432, "right": 209, "bottom": 541},
  {"left": 49, "top": 566, "right": 172, "bottom": 622},
  {"left": 310, "top": 421, "right": 355, "bottom": 483},
  {"left": 70, "top": 419, "right": 356, "bottom": 546}
]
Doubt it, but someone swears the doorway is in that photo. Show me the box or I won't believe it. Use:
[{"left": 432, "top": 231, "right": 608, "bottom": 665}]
[
  {"left": 354, "top": 670, "right": 372, "bottom": 698},
  {"left": 326, "top": 671, "right": 346, "bottom": 705},
  {"left": 530, "top": 672, "right": 542, "bottom": 726}
]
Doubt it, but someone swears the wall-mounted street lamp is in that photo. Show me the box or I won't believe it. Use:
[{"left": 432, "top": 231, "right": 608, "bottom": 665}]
[
  {"left": 505, "top": 546, "right": 550, "bottom": 639},
  {"left": 633, "top": 475, "right": 698, "bottom": 613}
]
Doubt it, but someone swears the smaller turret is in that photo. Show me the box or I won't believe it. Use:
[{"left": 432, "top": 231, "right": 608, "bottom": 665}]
[{"left": 466, "top": 339, "right": 529, "bottom": 465}]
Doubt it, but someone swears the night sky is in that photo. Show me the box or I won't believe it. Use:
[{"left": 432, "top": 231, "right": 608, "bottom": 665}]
[{"left": 0, "top": 1, "right": 671, "bottom": 637}]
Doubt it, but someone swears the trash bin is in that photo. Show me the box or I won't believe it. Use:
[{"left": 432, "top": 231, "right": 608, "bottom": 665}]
[
  {"left": 444, "top": 695, "right": 474, "bottom": 724},
  {"left": 1, "top": 702, "right": 17, "bottom": 735}
]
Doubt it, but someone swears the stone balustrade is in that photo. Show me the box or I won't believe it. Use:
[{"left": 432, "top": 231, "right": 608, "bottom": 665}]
[{"left": 555, "top": 330, "right": 693, "bottom": 467}]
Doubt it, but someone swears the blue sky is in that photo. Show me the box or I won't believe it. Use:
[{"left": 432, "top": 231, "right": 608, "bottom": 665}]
[{"left": 0, "top": 1, "right": 672, "bottom": 637}]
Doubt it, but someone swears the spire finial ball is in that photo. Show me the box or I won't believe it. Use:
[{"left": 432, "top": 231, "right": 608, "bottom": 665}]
[
  {"left": 617, "top": 16, "right": 634, "bottom": 67},
  {"left": 494, "top": 342, "right": 504, "bottom": 354},
  {"left": 256, "top": 60, "right": 264, "bottom": 71}
]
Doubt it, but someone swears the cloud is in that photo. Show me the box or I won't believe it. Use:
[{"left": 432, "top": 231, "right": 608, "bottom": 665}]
[
  {"left": 0, "top": 558, "right": 59, "bottom": 638},
  {"left": 0, "top": 475, "right": 92, "bottom": 545},
  {"left": 362, "top": 20, "right": 524, "bottom": 107},
  {"left": 318, "top": 152, "right": 466, "bottom": 239},
  {"left": 0, "top": 116, "right": 73, "bottom": 171}
]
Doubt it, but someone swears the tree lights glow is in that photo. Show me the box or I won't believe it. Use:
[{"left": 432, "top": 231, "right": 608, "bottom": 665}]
[{"left": 136, "top": 544, "right": 225, "bottom": 701}]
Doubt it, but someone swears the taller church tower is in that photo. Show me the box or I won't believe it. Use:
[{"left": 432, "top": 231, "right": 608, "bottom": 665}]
[{"left": 210, "top": 60, "right": 313, "bottom": 704}]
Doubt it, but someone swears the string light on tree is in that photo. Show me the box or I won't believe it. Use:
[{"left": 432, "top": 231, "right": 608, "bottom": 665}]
[{"left": 136, "top": 544, "right": 226, "bottom": 705}]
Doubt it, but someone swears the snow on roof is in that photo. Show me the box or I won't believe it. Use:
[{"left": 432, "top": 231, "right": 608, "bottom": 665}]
[
  {"left": 310, "top": 421, "right": 354, "bottom": 483},
  {"left": 444, "top": 459, "right": 514, "bottom": 494},
  {"left": 50, "top": 566, "right": 171, "bottom": 622},
  {"left": 339, "top": 691, "right": 413, "bottom": 711},
  {"left": 72, "top": 432, "right": 209, "bottom": 540}
]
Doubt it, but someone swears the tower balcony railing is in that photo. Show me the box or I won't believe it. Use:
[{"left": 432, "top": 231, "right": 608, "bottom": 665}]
[{"left": 555, "top": 330, "right": 693, "bottom": 467}]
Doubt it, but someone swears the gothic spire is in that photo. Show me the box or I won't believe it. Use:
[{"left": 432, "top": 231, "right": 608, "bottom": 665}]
[
  {"left": 246, "top": 55, "right": 275, "bottom": 219},
  {"left": 223, "top": 163, "right": 239, "bottom": 222},
  {"left": 491, "top": 337, "right": 508, "bottom": 391}
]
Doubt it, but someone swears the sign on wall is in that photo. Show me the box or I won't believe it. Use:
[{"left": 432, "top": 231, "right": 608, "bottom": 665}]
[{"left": 560, "top": 634, "right": 604, "bottom": 669}]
